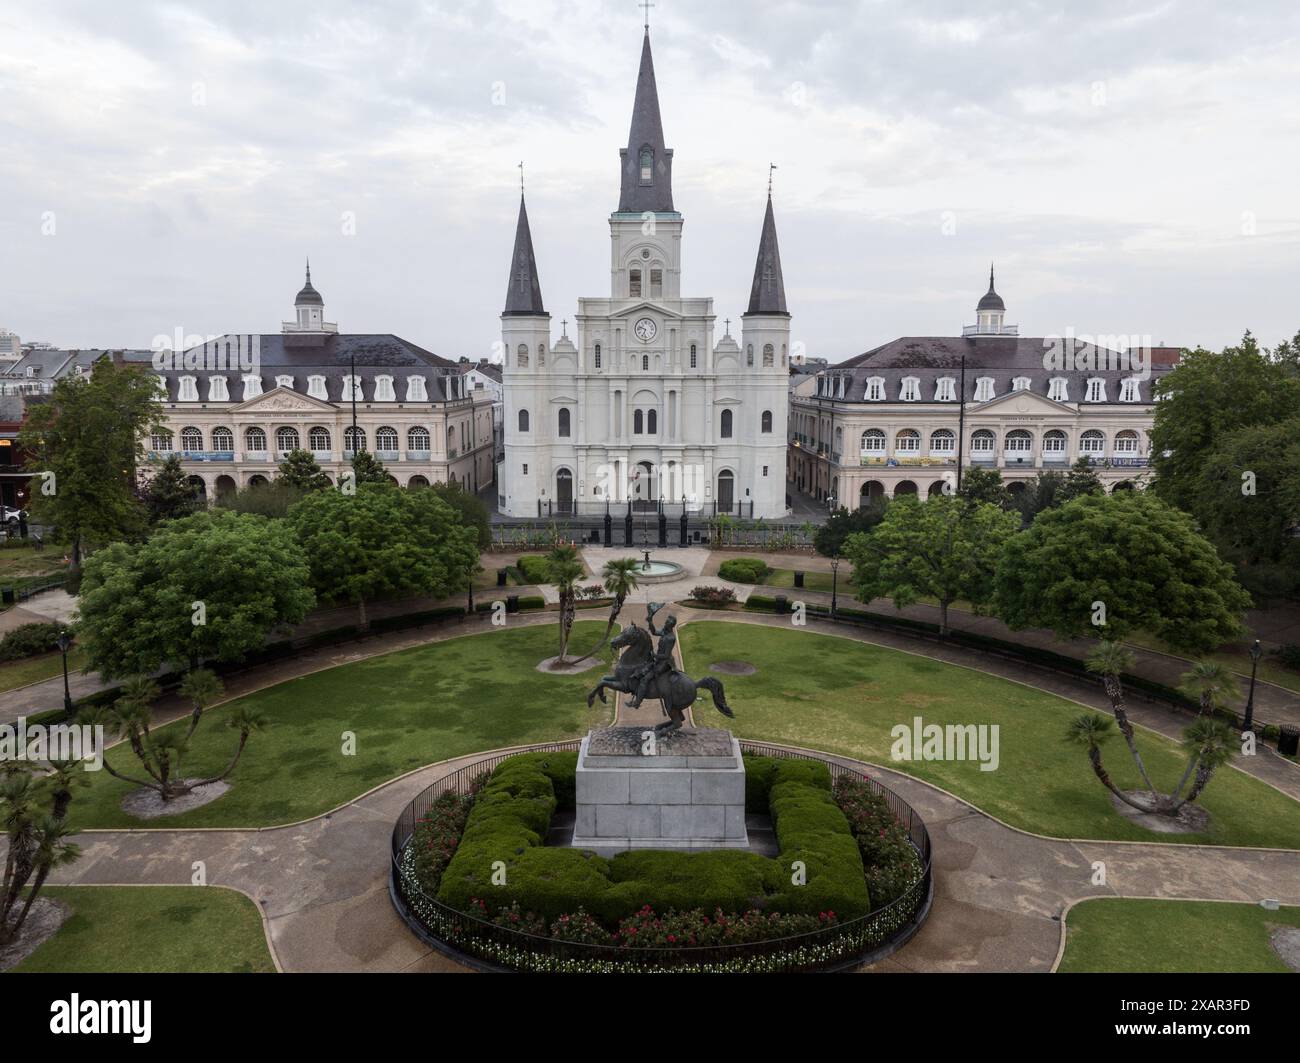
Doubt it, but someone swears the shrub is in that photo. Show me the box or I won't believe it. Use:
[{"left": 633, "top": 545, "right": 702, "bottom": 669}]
[
  {"left": 517, "top": 596, "right": 546, "bottom": 611},
  {"left": 689, "top": 586, "right": 736, "bottom": 607},
  {"left": 0, "top": 622, "right": 69, "bottom": 662},
  {"left": 832, "top": 776, "right": 923, "bottom": 907},
  {"left": 516, "top": 555, "right": 553, "bottom": 584},
  {"left": 1274, "top": 644, "right": 1300, "bottom": 672},
  {"left": 410, "top": 788, "right": 478, "bottom": 894},
  {"left": 718, "top": 558, "right": 771, "bottom": 584}
]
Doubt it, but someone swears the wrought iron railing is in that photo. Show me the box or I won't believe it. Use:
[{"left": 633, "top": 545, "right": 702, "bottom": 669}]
[{"left": 390, "top": 740, "right": 932, "bottom": 974}]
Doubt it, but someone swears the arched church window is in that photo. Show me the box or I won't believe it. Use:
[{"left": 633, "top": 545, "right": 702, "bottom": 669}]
[
  {"left": 516, "top": 344, "right": 529, "bottom": 368},
  {"left": 558, "top": 408, "right": 571, "bottom": 437},
  {"left": 518, "top": 409, "right": 530, "bottom": 433},
  {"left": 640, "top": 148, "right": 653, "bottom": 184},
  {"left": 763, "top": 344, "right": 774, "bottom": 368},
  {"left": 642, "top": 355, "right": 649, "bottom": 371},
  {"left": 630, "top": 269, "right": 642, "bottom": 298},
  {"left": 634, "top": 409, "right": 644, "bottom": 435},
  {"left": 721, "top": 409, "right": 734, "bottom": 438},
  {"left": 746, "top": 345, "right": 754, "bottom": 367},
  {"left": 647, "top": 409, "right": 657, "bottom": 434}
]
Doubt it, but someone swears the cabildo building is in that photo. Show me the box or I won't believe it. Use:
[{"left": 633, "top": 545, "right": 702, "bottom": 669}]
[
  {"left": 789, "top": 270, "right": 1180, "bottom": 509},
  {"left": 497, "top": 28, "right": 792, "bottom": 519},
  {"left": 147, "top": 267, "right": 495, "bottom": 501}
]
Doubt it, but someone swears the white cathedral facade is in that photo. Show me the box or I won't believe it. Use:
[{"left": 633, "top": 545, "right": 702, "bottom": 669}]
[{"left": 498, "top": 29, "right": 791, "bottom": 520}]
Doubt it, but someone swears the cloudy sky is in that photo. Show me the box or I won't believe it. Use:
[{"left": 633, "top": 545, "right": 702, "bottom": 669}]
[{"left": 1, "top": 0, "right": 1297, "bottom": 361}]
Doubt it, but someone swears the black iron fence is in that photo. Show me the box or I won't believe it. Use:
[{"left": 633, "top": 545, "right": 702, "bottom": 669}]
[{"left": 389, "top": 740, "right": 933, "bottom": 974}]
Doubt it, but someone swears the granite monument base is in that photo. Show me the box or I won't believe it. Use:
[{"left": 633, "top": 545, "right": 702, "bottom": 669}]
[{"left": 570, "top": 727, "right": 749, "bottom": 853}]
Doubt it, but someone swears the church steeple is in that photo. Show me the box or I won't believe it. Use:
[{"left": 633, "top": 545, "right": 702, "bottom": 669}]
[
  {"left": 745, "top": 194, "right": 789, "bottom": 316},
  {"left": 618, "top": 30, "right": 674, "bottom": 214},
  {"left": 503, "top": 193, "right": 546, "bottom": 316}
]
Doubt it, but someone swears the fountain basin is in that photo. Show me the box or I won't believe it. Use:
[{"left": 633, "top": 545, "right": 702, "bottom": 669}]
[{"left": 635, "top": 559, "right": 685, "bottom": 583}]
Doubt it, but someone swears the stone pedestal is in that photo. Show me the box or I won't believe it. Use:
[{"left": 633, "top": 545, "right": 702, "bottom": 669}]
[{"left": 570, "top": 727, "right": 749, "bottom": 853}]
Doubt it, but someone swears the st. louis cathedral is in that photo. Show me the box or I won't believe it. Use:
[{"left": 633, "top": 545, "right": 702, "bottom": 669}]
[{"left": 498, "top": 28, "right": 791, "bottom": 519}]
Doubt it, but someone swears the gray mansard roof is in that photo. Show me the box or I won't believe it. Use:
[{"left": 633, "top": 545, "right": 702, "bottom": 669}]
[
  {"left": 820, "top": 335, "right": 1176, "bottom": 403},
  {"left": 155, "top": 332, "right": 463, "bottom": 403}
]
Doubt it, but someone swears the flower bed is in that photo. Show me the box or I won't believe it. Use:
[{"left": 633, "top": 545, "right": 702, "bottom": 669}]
[{"left": 390, "top": 742, "right": 932, "bottom": 973}]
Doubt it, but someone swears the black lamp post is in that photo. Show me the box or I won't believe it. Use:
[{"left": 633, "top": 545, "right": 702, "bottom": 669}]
[
  {"left": 830, "top": 553, "right": 840, "bottom": 619},
  {"left": 1242, "top": 638, "right": 1262, "bottom": 733},
  {"left": 56, "top": 630, "right": 74, "bottom": 719}
]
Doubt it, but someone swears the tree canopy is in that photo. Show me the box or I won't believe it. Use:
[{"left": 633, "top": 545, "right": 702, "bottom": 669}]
[
  {"left": 77, "top": 509, "right": 316, "bottom": 678},
  {"left": 143, "top": 454, "right": 202, "bottom": 524},
  {"left": 289, "top": 483, "right": 478, "bottom": 628},
  {"left": 277, "top": 449, "right": 332, "bottom": 493},
  {"left": 813, "top": 500, "right": 888, "bottom": 557},
  {"left": 994, "top": 491, "right": 1251, "bottom": 655},
  {"left": 844, "top": 495, "right": 1020, "bottom": 634}
]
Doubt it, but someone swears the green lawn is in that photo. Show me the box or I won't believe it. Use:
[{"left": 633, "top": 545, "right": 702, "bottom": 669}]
[
  {"left": 677, "top": 621, "right": 1300, "bottom": 848},
  {"left": 69, "top": 621, "right": 613, "bottom": 829},
  {"left": 1121, "top": 630, "right": 1300, "bottom": 694},
  {"left": 1059, "top": 899, "right": 1300, "bottom": 973},
  {"left": 0, "top": 647, "right": 88, "bottom": 693},
  {"left": 9, "top": 886, "right": 276, "bottom": 973},
  {"left": 763, "top": 568, "right": 838, "bottom": 593}
]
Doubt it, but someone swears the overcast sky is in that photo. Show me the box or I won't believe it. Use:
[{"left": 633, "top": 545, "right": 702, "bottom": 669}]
[{"left": 2, "top": 0, "right": 1297, "bottom": 362}]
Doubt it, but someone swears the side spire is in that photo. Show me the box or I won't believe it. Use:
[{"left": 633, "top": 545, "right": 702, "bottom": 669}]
[
  {"left": 745, "top": 193, "right": 789, "bottom": 316},
  {"left": 503, "top": 192, "right": 546, "bottom": 316},
  {"left": 618, "top": 29, "right": 674, "bottom": 213}
]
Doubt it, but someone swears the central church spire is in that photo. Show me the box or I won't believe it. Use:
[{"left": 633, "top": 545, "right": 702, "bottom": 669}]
[{"left": 618, "top": 30, "right": 674, "bottom": 213}]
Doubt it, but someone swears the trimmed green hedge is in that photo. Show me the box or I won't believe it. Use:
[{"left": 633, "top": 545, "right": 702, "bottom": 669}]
[
  {"left": 435, "top": 751, "right": 871, "bottom": 925},
  {"left": 719, "top": 558, "right": 771, "bottom": 584},
  {"left": 515, "top": 555, "right": 553, "bottom": 585},
  {"left": 0, "top": 622, "right": 69, "bottom": 662}
]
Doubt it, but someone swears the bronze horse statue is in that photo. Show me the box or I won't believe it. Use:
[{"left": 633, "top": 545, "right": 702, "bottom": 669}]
[{"left": 586, "top": 623, "right": 734, "bottom": 733}]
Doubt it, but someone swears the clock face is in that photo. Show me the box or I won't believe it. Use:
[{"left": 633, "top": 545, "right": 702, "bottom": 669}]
[{"left": 634, "top": 317, "right": 658, "bottom": 343}]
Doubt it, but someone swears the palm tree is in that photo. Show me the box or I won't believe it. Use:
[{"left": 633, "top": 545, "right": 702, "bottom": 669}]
[
  {"left": 179, "top": 668, "right": 224, "bottom": 741},
  {"left": 546, "top": 544, "right": 585, "bottom": 665},
  {"left": 569, "top": 558, "right": 641, "bottom": 664},
  {"left": 1084, "top": 641, "right": 1157, "bottom": 796},
  {"left": 1179, "top": 661, "right": 1241, "bottom": 718},
  {"left": 1, "top": 768, "right": 82, "bottom": 948},
  {"left": 187, "top": 708, "right": 268, "bottom": 790},
  {"left": 1168, "top": 718, "right": 1236, "bottom": 812},
  {"left": 8, "top": 816, "right": 80, "bottom": 943},
  {"left": 1065, "top": 713, "right": 1153, "bottom": 811}
]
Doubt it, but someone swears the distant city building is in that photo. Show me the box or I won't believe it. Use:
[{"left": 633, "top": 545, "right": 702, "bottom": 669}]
[
  {"left": 499, "top": 28, "right": 790, "bottom": 519},
  {"left": 789, "top": 269, "right": 1179, "bottom": 507},
  {"left": 0, "top": 330, "right": 21, "bottom": 363},
  {"left": 141, "top": 267, "right": 494, "bottom": 501}
]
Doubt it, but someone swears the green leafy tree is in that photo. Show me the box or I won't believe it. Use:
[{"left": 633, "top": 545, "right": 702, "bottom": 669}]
[
  {"left": 77, "top": 509, "right": 316, "bottom": 678},
  {"left": 1150, "top": 331, "right": 1300, "bottom": 514},
  {"left": 994, "top": 492, "right": 1252, "bottom": 656},
  {"left": 1085, "top": 641, "right": 1157, "bottom": 796},
  {"left": 430, "top": 481, "right": 491, "bottom": 550},
  {"left": 216, "top": 480, "right": 306, "bottom": 519},
  {"left": 813, "top": 500, "right": 888, "bottom": 557},
  {"left": 957, "top": 467, "right": 1013, "bottom": 511},
  {"left": 844, "top": 495, "right": 1020, "bottom": 635},
  {"left": 289, "top": 482, "right": 478, "bottom": 630},
  {"left": 1, "top": 762, "right": 85, "bottom": 947},
  {"left": 1013, "top": 470, "right": 1066, "bottom": 524},
  {"left": 1054, "top": 457, "right": 1105, "bottom": 506},
  {"left": 19, "top": 359, "right": 162, "bottom": 564},
  {"left": 276, "top": 449, "right": 332, "bottom": 492},
  {"left": 350, "top": 450, "right": 390, "bottom": 486},
  {"left": 144, "top": 454, "right": 202, "bottom": 524},
  {"left": 88, "top": 672, "right": 267, "bottom": 803}
]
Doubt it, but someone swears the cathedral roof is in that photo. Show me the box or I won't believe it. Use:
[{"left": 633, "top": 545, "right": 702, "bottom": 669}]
[
  {"left": 745, "top": 194, "right": 789, "bottom": 316},
  {"left": 618, "top": 31, "right": 674, "bottom": 214},
  {"left": 503, "top": 194, "right": 547, "bottom": 317}
]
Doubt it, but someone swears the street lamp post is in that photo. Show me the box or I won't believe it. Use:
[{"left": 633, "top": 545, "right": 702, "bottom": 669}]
[
  {"left": 830, "top": 553, "right": 840, "bottom": 619},
  {"left": 1242, "top": 638, "right": 1262, "bottom": 733},
  {"left": 56, "top": 630, "right": 73, "bottom": 719}
]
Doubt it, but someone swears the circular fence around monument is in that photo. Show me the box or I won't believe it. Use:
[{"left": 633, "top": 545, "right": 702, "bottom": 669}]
[{"left": 390, "top": 740, "right": 933, "bottom": 974}]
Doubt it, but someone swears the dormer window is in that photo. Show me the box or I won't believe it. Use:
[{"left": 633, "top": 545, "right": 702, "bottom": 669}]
[
  {"left": 1119, "top": 377, "right": 1141, "bottom": 402},
  {"left": 1012, "top": 377, "right": 1031, "bottom": 392},
  {"left": 900, "top": 377, "right": 921, "bottom": 401},
  {"left": 208, "top": 376, "right": 229, "bottom": 402},
  {"left": 1048, "top": 377, "right": 1069, "bottom": 402},
  {"left": 1085, "top": 378, "right": 1106, "bottom": 402},
  {"left": 640, "top": 148, "right": 653, "bottom": 184},
  {"left": 405, "top": 376, "right": 428, "bottom": 402},
  {"left": 241, "top": 375, "right": 262, "bottom": 401},
  {"left": 275, "top": 375, "right": 294, "bottom": 390},
  {"left": 974, "top": 377, "right": 995, "bottom": 402},
  {"left": 374, "top": 375, "right": 396, "bottom": 401},
  {"left": 178, "top": 376, "right": 199, "bottom": 402},
  {"left": 342, "top": 375, "right": 363, "bottom": 403},
  {"left": 935, "top": 377, "right": 956, "bottom": 401},
  {"left": 865, "top": 377, "right": 885, "bottom": 401},
  {"left": 307, "top": 375, "right": 328, "bottom": 400}
]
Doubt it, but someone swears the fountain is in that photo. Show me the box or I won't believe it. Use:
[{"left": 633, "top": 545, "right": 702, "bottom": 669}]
[{"left": 636, "top": 550, "right": 684, "bottom": 583}]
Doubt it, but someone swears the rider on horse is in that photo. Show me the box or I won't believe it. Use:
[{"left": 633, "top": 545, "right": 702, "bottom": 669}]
[{"left": 627, "top": 604, "right": 676, "bottom": 710}]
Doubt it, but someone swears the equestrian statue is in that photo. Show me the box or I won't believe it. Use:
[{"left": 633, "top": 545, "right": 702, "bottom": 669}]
[{"left": 585, "top": 602, "right": 735, "bottom": 733}]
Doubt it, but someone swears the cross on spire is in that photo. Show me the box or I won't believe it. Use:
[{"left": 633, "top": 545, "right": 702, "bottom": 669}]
[
  {"left": 724, "top": 317, "right": 731, "bottom": 336},
  {"left": 768, "top": 163, "right": 778, "bottom": 196},
  {"left": 640, "top": 0, "right": 654, "bottom": 30},
  {"left": 561, "top": 318, "right": 568, "bottom": 336},
  {"left": 518, "top": 161, "right": 525, "bottom": 193}
]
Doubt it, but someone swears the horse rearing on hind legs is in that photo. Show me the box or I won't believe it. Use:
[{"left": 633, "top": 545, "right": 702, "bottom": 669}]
[{"left": 585, "top": 623, "right": 734, "bottom": 733}]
